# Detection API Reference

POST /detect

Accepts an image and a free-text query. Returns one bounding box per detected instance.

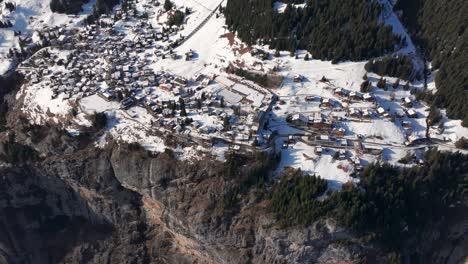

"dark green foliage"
[332,150,468,248]
[85,0,120,24]
[168,10,185,26]
[455,137,468,149]
[267,150,467,250]
[377,77,386,89]
[394,0,468,126]
[393,79,400,89]
[164,0,173,11]
[268,168,328,226]
[434,50,468,125]
[233,106,240,116]
[164,148,174,158]
[223,116,230,131]
[365,55,415,80]
[225,0,400,62]
[179,97,187,116]
[403,81,410,91]
[95,0,117,15]
[414,89,435,104]
[397,152,413,164]
[360,80,372,93]
[228,66,268,87]
[427,106,442,126]
[220,152,280,210]
[463,116,468,127]
[274,49,280,57]
[91,112,107,129]
[50,0,89,14]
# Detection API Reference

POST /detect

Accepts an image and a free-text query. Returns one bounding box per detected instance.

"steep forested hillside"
[365,55,415,80]
[50,0,119,15]
[50,0,89,14]
[268,150,468,251]
[225,0,403,62]
[394,0,468,125]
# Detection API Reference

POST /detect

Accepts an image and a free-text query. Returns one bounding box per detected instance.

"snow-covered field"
[0,0,95,75]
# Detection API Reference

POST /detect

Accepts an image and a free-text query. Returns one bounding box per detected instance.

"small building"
[377,107,389,117]
[101,91,113,101]
[402,97,413,108]
[349,91,362,101]
[331,127,346,137]
[308,113,332,130]
[406,109,417,118]
[314,146,323,155]
[334,88,346,97]
[363,93,374,102]
[401,120,412,129]
[293,74,303,83]
[173,76,187,87]
[160,83,173,91]
[215,75,236,88]
[315,134,334,145]
[320,98,332,108]
[362,144,383,155]
[363,109,373,119]
[348,108,362,118]
[201,78,210,86]
[290,114,308,126]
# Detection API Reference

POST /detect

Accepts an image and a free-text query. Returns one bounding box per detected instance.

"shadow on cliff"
[0,165,113,264]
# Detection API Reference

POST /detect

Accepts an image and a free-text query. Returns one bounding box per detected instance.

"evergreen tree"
[179,98,187,117]
[427,106,442,126]
[455,137,468,149]
[164,0,173,11]
[403,81,410,91]
[395,0,468,126]
[360,80,371,93]
[393,79,400,89]
[274,49,280,57]
[225,0,399,62]
[377,77,386,89]
[223,116,230,131]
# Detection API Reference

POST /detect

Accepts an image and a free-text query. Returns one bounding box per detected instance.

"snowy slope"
[0,0,94,75]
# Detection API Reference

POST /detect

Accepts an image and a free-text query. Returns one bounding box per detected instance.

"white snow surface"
[0,0,95,75]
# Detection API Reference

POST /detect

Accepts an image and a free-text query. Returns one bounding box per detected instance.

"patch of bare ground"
[221,32,251,55]
[142,193,217,263]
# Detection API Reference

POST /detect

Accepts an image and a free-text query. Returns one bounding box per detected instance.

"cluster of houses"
[333,87,374,102]
[17,1,277,149]
[283,82,426,162]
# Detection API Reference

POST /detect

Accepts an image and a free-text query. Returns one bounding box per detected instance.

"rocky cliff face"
[0,135,369,264]
[108,145,368,264]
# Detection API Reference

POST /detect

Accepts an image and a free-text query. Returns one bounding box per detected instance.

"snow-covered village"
[0,0,466,189]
